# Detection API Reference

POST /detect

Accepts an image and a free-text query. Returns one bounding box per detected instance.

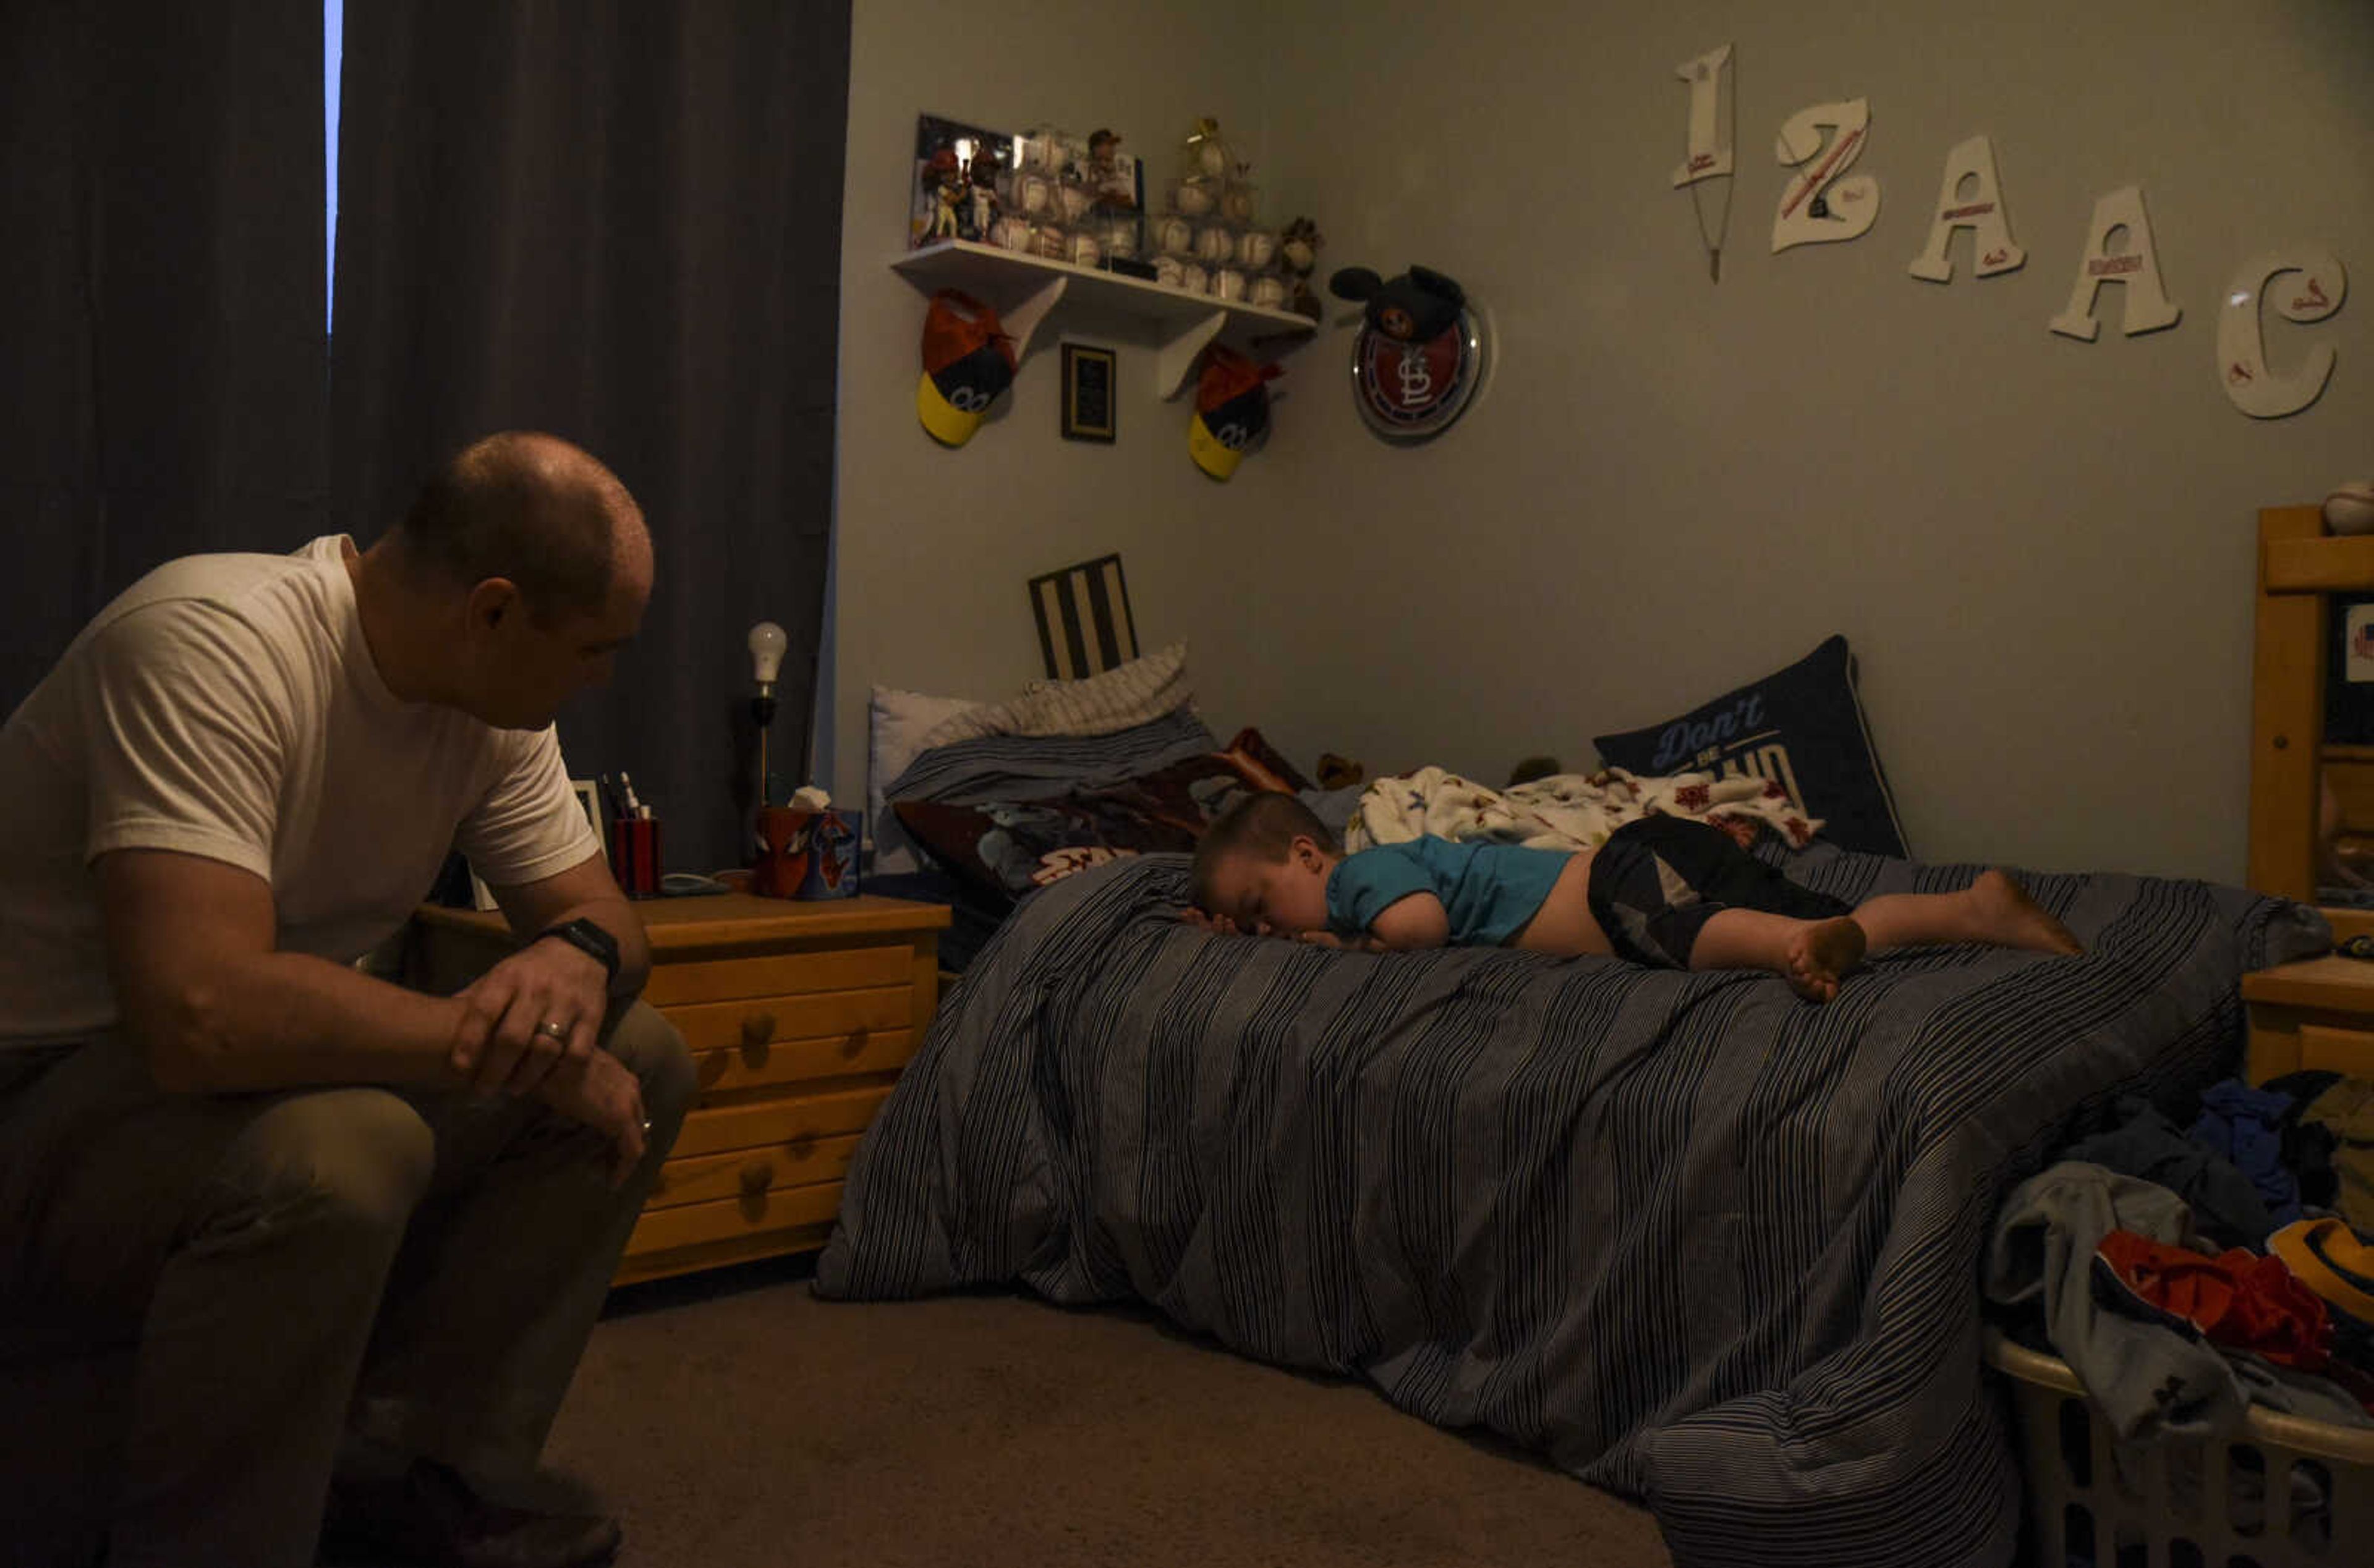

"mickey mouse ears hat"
[1327,263,1466,344]
[917,290,1018,447]
[1188,347,1282,481]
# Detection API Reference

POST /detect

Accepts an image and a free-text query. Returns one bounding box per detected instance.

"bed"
[814,839,2329,1567]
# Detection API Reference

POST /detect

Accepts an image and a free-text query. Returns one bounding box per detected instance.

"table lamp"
[747,621,787,808]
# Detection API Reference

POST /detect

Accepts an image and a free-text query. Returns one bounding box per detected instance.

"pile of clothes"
[1989,1072,2374,1439]
[1986,1073,2374,1548]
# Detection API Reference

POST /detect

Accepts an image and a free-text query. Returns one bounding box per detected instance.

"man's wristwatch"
[537,917,621,982]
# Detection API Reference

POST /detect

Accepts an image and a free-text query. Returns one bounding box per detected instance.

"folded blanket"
[1346,764,1820,857]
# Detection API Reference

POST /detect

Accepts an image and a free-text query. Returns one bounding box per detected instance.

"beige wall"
[826,0,1274,810]
[835,0,2374,884]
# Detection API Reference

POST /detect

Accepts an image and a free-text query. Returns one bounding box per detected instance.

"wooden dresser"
[411,891,950,1284]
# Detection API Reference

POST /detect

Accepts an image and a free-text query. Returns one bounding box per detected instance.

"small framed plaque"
[1060,343,1117,443]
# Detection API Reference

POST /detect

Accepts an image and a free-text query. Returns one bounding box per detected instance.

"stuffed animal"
[1280,217,1325,320]
[1327,263,1466,343]
[1505,755,1563,787]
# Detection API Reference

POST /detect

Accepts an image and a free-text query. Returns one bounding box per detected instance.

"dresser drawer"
[645,1132,865,1210]
[642,942,914,1008]
[624,1177,846,1258]
[659,986,911,1053]
[670,1082,891,1161]
[689,1024,916,1098]
[2297,1024,2374,1080]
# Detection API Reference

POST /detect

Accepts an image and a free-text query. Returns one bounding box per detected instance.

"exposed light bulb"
[747,621,787,692]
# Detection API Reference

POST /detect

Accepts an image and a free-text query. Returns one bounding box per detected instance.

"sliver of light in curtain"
[325,0,342,329]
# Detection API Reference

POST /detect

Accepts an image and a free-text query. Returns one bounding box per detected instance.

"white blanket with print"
[1344,766,1820,856]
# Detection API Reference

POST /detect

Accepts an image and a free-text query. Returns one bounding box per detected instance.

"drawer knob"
[784,1130,818,1161]
[741,1011,777,1048]
[738,1161,772,1197]
[840,1025,870,1059]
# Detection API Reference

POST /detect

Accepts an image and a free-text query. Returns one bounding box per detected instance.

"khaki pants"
[0,1002,695,1568]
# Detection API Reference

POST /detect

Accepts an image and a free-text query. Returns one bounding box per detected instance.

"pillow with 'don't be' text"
[1590,635,1909,858]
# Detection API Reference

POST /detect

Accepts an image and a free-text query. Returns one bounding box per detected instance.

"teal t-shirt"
[1325,837,1573,947]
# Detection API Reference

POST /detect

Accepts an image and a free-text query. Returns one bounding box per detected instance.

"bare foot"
[1970,869,2084,954]
[1782,915,1867,1002]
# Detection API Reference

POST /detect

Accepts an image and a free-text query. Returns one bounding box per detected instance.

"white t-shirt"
[0,535,601,1050]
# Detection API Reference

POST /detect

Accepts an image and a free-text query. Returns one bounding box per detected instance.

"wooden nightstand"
[410,892,950,1285]
[2241,954,2374,1086]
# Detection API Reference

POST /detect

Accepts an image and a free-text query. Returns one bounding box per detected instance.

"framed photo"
[1060,344,1117,443]
[910,114,1014,248]
[1027,553,1138,680]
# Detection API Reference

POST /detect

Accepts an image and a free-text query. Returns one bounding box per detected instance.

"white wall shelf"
[890,240,1317,400]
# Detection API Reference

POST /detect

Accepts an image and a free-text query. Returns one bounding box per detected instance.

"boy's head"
[1192,791,1339,935]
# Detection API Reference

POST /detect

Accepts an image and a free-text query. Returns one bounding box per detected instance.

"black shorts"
[1586,815,1851,969]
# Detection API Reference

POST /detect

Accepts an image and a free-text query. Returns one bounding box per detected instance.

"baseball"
[1154,256,1185,288]
[1056,184,1092,224]
[991,216,1033,252]
[1236,230,1277,269]
[1031,225,1068,260]
[1249,276,1287,308]
[2328,482,2374,535]
[1196,141,1228,179]
[1173,179,1215,218]
[1103,221,1138,258]
[1018,176,1052,218]
[1194,226,1235,265]
[1179,262,1209,295]
[1212,268,1247,302]
[1157,215,1194,255]
[1064,231,1102,268]
[1221,186,1254,224]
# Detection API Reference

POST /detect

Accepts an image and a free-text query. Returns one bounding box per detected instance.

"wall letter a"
[2050,185,2180,340]
[1908,135,2024,283]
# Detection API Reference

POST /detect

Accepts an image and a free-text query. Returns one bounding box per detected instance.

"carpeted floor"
[538,1255,1675,1567]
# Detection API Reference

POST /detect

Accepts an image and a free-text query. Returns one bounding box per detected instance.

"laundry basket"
[1985,1328,2374,1566]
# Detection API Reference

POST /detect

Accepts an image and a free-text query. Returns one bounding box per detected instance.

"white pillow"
[917,642,1191,747]
[867,684,986,873]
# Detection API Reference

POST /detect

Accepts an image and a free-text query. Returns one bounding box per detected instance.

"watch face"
[552,918,619,971]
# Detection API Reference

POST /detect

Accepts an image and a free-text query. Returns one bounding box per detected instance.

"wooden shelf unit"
[2240,503,2374,1084]
[2247,502,2374,939]
[891,239,1317,399]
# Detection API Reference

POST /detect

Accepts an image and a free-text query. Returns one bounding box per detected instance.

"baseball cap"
[917,290,1017,447]
[1188,347,1282,480]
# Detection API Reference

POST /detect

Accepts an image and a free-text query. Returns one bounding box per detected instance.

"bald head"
[388,432,648,625]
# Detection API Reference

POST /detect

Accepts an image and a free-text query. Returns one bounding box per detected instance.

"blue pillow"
[1591,635,1909,857]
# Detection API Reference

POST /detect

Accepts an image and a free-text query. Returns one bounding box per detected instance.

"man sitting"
[0,432,697,1568]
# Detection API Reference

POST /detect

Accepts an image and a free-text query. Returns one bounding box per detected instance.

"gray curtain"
[331,0,851,878]
[0,0,329,714]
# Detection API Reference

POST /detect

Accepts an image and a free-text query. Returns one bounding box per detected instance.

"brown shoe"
[318,1459,622,1568]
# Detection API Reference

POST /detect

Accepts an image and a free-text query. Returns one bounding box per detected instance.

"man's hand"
[533,1049,651,1189]
[449,936,611,1097]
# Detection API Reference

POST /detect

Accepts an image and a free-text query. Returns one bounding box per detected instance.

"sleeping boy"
[1186,792,2082,1002]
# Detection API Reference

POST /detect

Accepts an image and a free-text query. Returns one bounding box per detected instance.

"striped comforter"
[814,845,2327,1566]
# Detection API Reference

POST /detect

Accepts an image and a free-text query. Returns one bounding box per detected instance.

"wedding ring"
[537,1020,569,1041]
[639,1118,653,1135]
